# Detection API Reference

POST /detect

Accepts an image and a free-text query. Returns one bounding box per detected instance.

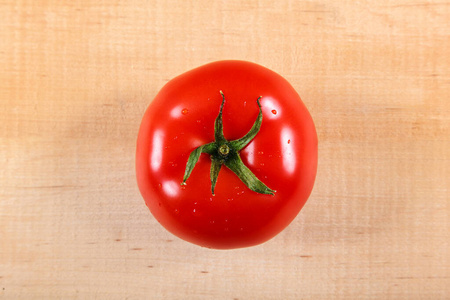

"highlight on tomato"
[136,60,318,249]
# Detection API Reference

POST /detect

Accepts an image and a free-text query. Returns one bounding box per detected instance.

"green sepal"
[224,152,275,195]
[214,91,227,143]
[210,158,223,195]
[181,142,216,185]
[229,96,263,151]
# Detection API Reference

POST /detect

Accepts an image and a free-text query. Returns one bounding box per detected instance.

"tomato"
[136,60,317,249]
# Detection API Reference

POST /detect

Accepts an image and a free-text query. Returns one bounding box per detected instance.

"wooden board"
[1,1,449,299]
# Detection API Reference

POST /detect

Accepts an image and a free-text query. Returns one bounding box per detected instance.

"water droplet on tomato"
[174,208,179,214]
[182,108,188,115]
[272,109,277,115]
[288,139,291,144]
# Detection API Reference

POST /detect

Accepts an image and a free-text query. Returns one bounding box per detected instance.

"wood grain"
[1,0,449,299]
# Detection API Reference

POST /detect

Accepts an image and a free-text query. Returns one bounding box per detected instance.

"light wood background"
[1,1,449,299]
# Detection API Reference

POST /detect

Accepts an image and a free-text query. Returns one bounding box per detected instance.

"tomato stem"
[181,91,275,196]
[218,144,230,156]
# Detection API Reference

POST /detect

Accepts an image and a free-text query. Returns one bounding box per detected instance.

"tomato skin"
[136,60,318,249]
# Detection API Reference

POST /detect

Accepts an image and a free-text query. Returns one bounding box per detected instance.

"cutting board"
[1,1,449,299]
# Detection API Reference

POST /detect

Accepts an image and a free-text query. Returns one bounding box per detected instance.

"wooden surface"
[1,1,449,299]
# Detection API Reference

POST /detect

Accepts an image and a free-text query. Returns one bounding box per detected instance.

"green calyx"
[181,91,275,196]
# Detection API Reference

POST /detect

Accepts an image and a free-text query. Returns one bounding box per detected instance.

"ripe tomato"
[136,60,317,249]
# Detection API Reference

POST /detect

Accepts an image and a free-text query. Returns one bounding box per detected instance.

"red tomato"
[136,60,317,249]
